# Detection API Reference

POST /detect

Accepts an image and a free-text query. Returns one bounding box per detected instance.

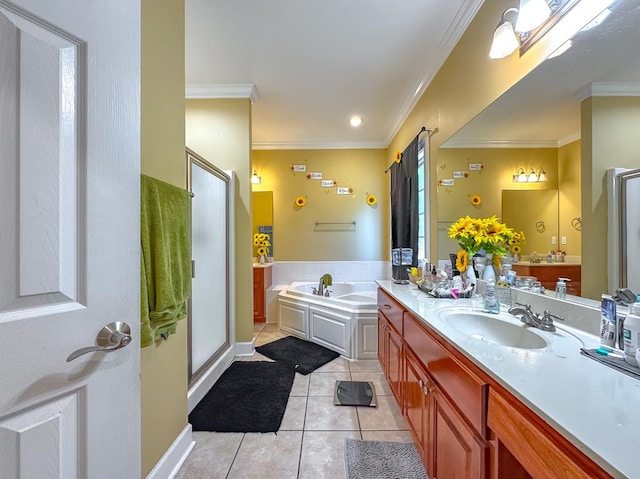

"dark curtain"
[390,137,419,273]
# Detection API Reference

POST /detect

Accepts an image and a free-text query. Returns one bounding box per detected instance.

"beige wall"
[387,0,575,262]
[140,0,187,476]
[558,140,581,256]
[581,97,640,298]
[435,148,559,259]
[185,99,254,343]
[252,149,388,260]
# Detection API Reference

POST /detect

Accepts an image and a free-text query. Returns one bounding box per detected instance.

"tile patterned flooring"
[175,323,415,478]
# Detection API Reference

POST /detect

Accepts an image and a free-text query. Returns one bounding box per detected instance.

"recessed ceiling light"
[350,116,362,127]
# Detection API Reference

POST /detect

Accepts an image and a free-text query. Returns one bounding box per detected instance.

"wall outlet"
[561,236,567,245]
[551,236,557,245]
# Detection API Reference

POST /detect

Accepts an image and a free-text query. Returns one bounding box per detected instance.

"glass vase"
[259,255,266,264]
[482,253,496,282]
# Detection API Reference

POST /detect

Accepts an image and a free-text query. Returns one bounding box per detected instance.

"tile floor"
[175,323,415,479]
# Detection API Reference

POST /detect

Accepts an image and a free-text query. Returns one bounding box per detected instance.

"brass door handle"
[67,322,132,362]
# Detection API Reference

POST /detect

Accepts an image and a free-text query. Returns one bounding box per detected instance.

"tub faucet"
[317,273,332,296]
[508,302,564,332]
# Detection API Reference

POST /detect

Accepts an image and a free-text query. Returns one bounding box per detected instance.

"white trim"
[383,0,485,147]
[146,424,195,479]
[187,347,235,413]
[252,140,385,150]
[185,84,260,103]
[234,337,256,357]
[440,139,561,149]
[557,132,581,147]
[574,82,640,102]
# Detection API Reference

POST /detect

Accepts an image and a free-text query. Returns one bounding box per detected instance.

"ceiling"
[442,0,640,148]
[185,0,483,149]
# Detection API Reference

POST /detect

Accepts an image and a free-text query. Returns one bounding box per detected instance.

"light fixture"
[489,8,520,59]
[350,116,363,127]
[514,0,551,33]
[512,167,548,183]
[251,170,261,185]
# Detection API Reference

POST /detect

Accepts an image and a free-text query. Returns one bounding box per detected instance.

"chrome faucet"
[508,303,564,332]
[317,273,332,296]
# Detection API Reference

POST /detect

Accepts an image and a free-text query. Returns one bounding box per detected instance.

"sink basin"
[436,308,549,349]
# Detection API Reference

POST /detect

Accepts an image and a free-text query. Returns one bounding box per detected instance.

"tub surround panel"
[271,261,390,286]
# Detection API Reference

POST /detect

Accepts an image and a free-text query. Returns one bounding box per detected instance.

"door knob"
[66,322,132,362]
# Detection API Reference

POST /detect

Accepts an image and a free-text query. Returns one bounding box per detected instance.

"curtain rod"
[384,126,435,173]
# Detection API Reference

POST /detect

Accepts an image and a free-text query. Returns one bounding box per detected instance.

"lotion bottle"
[483,280,500,314]
[623,303,640,367]
[555,277,569,299]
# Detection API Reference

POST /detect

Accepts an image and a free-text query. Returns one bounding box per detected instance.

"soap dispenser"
[555,277,570,299]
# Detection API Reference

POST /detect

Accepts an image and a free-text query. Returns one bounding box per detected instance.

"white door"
[0,1,140,478]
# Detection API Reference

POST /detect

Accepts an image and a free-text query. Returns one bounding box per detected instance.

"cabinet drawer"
[404,312,488,436]
[378,289,403,335]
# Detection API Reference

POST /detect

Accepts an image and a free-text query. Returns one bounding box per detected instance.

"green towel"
[140,174,191,347]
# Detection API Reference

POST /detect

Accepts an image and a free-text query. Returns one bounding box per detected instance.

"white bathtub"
[277,282,378,360]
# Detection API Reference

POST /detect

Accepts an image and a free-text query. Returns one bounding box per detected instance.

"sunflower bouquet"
[505,230,526,255]
[253,233,271,258]
[447,216,515,272]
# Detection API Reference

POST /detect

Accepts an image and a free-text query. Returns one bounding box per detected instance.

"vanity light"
[251,170,262,185]
[527,168,539,182]
[514,0,551,33]
[513,167,548,183]
[513,168,528,183]
[537,168,548,182]
[489,8,520,59]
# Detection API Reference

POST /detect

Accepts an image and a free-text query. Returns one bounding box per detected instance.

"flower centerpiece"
[448,216,515,282]
[505,230,526,262]
[253,233,271,263]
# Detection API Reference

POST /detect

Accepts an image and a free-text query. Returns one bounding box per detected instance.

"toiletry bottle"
[483,280,500,314]
[555,277,569,299]
[623,303,640,366]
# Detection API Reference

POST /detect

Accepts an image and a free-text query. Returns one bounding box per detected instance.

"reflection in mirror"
[502,190,558,257]
[252,191,273,258]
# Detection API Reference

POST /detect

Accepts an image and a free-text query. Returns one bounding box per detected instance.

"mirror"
[252,191,273,258]
[438,1,640,300]
[502,190,558,256]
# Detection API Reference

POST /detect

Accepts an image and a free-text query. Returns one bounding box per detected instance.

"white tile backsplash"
[272,261,391,285]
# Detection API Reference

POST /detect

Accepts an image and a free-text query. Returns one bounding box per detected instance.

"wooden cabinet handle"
[383,304,391,310]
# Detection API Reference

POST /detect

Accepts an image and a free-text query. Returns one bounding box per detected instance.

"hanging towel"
[140,174,191,347]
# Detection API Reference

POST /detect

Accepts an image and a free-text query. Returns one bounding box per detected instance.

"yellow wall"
[581,97,640,298]
[252,149,388,260]
[558,140,581,256]
[435,148,559,258]
[185,99,254,343]
[140,0,187,476]
[387,0,574,263]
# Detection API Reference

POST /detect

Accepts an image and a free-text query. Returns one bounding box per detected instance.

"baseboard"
[187,348,235,413]
[146,424,195,479]
[234,337,256,357]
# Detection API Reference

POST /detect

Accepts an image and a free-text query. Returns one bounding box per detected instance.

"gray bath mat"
[345,439,428,479]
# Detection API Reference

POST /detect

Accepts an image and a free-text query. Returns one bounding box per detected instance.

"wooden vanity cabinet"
[511,263,581,296]
[377,289,404,405]
[252,266,272,322]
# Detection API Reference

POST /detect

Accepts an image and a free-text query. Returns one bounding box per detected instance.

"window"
[417,141,428,261]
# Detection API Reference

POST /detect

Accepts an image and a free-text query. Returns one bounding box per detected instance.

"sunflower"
[295,196,306,207]
[366,194,377,206]
[470,195,481,206]
[394,151,402,162]
[455,250,469,272]
[511,244,522,254]
[257,246,267,256]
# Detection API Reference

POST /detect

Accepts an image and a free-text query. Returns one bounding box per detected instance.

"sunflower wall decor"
[470,195,482,206]
[366,194,377,206]
[295,196,306,207]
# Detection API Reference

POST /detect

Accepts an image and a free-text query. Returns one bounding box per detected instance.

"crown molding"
[440,139,562,149]
[252,140,386,150]
[185,84,260,103]
[573,82,640,102]
[383,0,485,147]
[557,132,581,148]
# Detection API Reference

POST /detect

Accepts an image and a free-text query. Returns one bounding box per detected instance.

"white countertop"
[252,263,273,269]
[376,281,640,479]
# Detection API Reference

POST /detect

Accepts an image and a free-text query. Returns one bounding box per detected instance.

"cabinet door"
[377,313,387,369]
[404,348,433,471]
[433,388,487,479]
[387,323,403,405]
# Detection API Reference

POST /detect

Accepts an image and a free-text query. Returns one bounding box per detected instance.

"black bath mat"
[189,361,294,432]
[256,336,340,375]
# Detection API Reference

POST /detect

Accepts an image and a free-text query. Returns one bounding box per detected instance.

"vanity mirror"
[437,0,640,300]
[252,191,273,258]
[502,189,558,256]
